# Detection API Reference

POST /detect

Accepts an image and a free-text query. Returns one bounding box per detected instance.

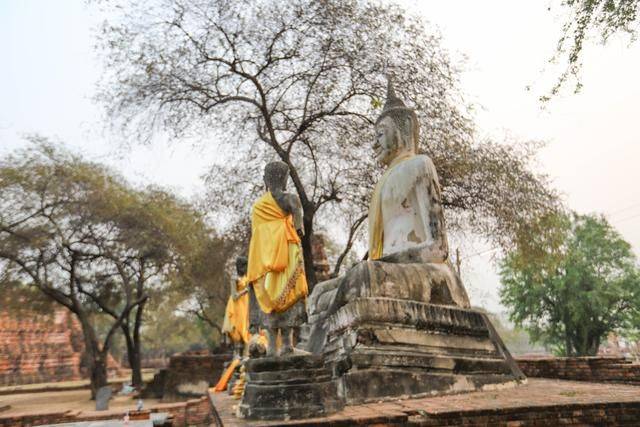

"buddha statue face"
[374,115,416,167]
[374,116,397,166]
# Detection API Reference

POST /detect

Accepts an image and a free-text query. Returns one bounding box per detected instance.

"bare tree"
[98,0,558,284]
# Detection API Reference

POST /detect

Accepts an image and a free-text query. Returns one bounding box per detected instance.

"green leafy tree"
[95,186,217,387]
[0,139,143,396]
[546,0,640,100]
[500,212,640,356]
[0,138,223,393]
[174,235,239,342]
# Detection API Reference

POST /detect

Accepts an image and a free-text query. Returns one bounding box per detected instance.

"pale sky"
[2,1,639,315]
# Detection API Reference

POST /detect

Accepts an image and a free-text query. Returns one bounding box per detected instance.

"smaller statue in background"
[214,256,251,393]
[221,256,250,358]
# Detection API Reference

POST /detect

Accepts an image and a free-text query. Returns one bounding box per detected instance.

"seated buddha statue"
[306,78,470,354]
[246,161,309,357]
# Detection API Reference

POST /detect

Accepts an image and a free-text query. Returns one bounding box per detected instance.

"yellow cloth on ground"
[247,192,308,314]
[213,358,240,392]
[221,276,250,344]
[368,154,414,260]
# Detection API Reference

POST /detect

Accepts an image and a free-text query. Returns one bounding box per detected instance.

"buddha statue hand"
[379,243,447,264]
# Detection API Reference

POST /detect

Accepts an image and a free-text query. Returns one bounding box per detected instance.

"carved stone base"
[238,354,344,420]
[326,297,525,404]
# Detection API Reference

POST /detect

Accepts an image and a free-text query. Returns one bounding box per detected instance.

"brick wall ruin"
[0,309,120,386]
[516,356,640,385]
[144,351,231,400]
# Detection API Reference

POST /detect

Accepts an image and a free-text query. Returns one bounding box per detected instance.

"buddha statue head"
[373,77,420,166]
[236,255,248,277]
[264,161,289,193]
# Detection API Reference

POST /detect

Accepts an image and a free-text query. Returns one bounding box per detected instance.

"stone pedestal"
[238,354,344,420]
[325,297,525,404]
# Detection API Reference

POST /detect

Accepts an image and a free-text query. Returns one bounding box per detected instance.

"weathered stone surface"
[2,395,213,427]
[211,378,640,427]
[308,262,469,319]
[341,369,520,402]
[147,351,231,400]
[239,354,344,420]
[306,261,470,353]
[347,352,515,374]
[95,385,112,411]
[326,298,489,337]
[245,354,324,372]
[320,298,524,404]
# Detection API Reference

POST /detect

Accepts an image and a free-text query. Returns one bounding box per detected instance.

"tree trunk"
[76,312,109,399]
[301,215,318,290]
[130,343,143,388]
[132,301,145,388]
[587,334,600,356]
[564,327,573,357]
[121,322,143,389]
[91,353,109,399]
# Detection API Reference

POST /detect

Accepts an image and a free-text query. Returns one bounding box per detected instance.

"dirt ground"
[0,388,163,416]
[0,370,155,395]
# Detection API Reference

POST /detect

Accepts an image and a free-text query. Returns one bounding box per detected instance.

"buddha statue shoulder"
[305,78,470,353]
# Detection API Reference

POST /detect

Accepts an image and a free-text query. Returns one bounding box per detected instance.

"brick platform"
[516,356,640,385]
[0,394,213,427]
[211,378,640,426]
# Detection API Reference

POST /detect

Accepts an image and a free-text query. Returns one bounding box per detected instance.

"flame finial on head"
[382,75,406,112]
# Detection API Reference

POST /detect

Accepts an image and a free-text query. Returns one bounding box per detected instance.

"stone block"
[239,354,344,420]
[323,298,524,404]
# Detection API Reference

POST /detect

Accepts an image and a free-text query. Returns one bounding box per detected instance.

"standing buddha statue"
[246,161,308,357]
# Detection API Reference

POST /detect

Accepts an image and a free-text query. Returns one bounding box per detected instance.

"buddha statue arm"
[425,156,449,259]
[272,190,304,235]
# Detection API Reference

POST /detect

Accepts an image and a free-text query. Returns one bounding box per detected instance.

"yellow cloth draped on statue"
[247,192,308,314]
[221,276,250,344]
[368,154,414,260]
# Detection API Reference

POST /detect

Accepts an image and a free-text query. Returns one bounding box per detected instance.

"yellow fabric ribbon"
[368,154,414,260]
[213,358,240,392]
[247,192,308,313]
[221,276,250,344]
